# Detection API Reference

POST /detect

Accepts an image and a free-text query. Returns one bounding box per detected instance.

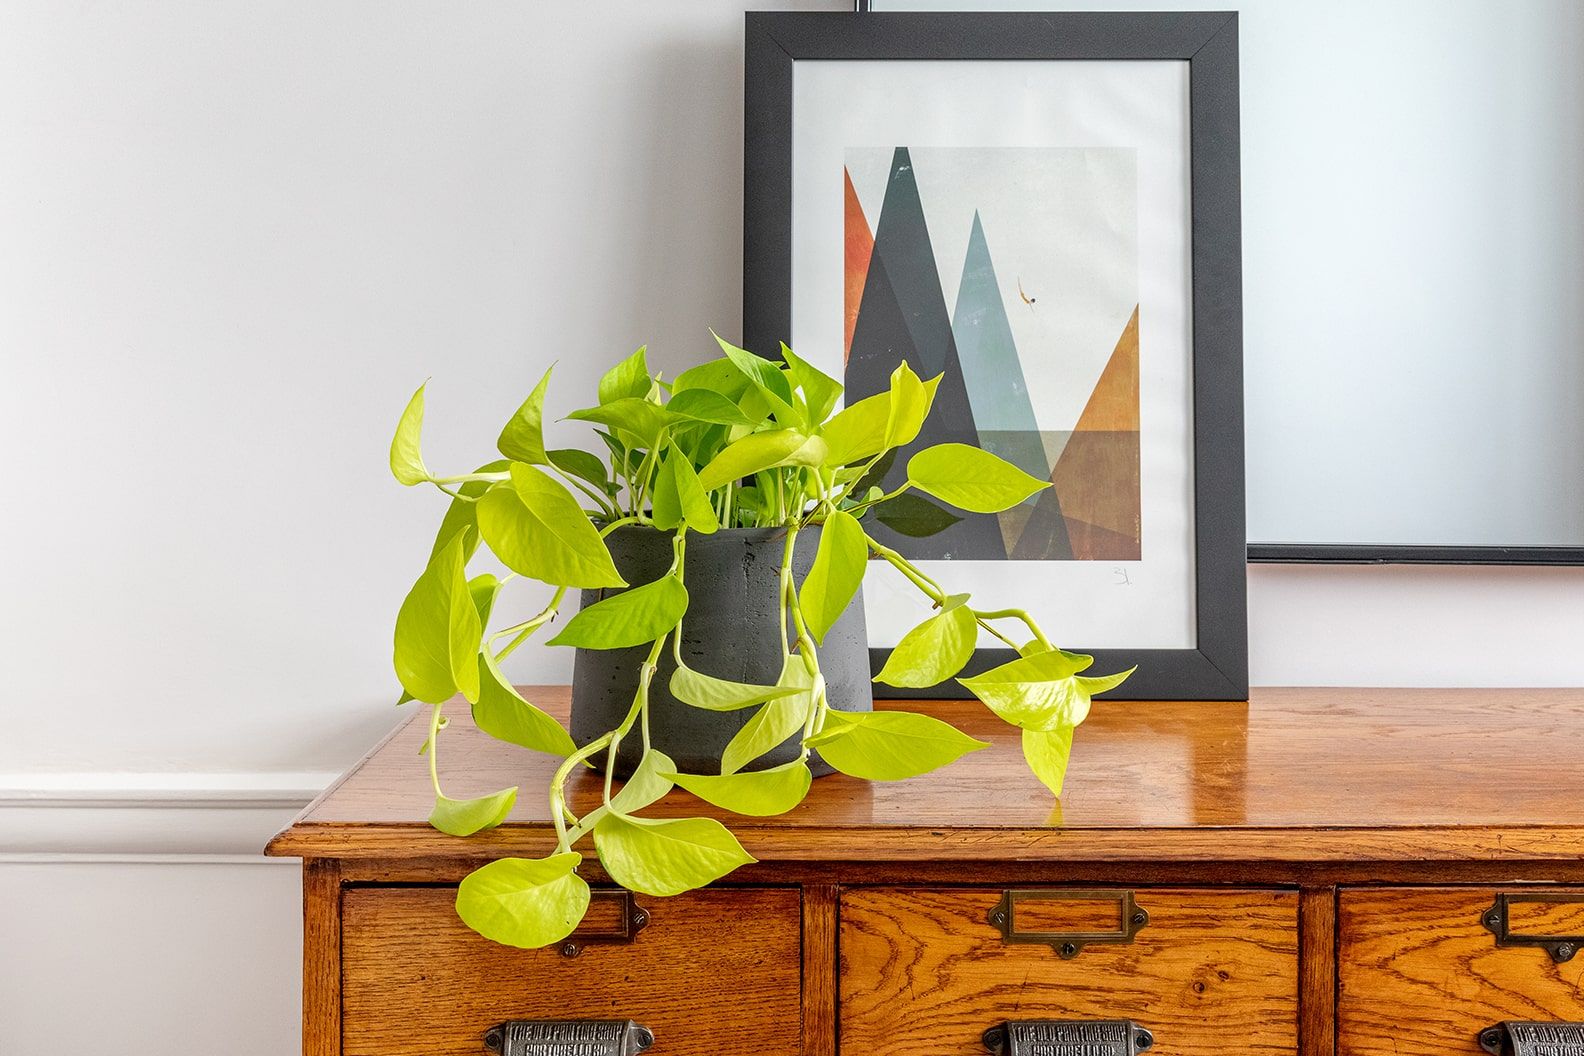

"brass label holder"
[485,1020,654,1056]
[1478,1021,1584,1056]
[988,889,1150,958]
[983,1019,1154,1056]
[1482,892,1584,964]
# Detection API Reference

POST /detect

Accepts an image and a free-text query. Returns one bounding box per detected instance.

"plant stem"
[490,586,569,658]
[426,702,445,798]
[432,472,509,485]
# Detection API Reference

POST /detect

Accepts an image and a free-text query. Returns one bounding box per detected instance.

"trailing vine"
[390,334,1132,947]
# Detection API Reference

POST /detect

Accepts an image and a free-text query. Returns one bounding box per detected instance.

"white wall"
[2,2,1582,1054]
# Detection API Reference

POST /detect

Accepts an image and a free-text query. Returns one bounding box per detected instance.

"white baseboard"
[0,771,339,859]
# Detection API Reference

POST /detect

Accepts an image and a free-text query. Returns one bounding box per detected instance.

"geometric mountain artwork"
[844,146,1141,561]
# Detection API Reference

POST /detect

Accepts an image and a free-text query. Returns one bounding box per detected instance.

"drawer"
[1340,887,1584,1056]
[341,885,802,1056]
[839,887,1299,1055]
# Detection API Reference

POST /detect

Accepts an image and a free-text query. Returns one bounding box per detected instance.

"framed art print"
[743,12,1246,699]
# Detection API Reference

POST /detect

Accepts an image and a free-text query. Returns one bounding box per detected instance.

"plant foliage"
[390,332,1133,947]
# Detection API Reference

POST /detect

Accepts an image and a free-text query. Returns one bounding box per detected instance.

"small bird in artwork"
[1017,277,1037,308]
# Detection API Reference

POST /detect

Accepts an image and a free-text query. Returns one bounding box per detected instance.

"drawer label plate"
[983,1019,1154,1056]
[485,1019,654,1056]
[1480,1022,1584,1056]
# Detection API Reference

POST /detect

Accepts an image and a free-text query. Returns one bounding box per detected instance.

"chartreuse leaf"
[1023,725,1076,797]
[907,442,1051,514]
[474,652,576,757]
[430,460,509,562]
[429,785,517,836]
[667,388,758,428]
[696,429,812,491]
[648,449,684,531]
[468,574,501,628]
[667,447,719,534]
[669,663,801,712]
[610,749,677,815]
[567,398,670,450]
[546,576,688,650]
[496,366,553,465]
[959,650,1134,731]
[821,390,891,466]
[805,709,988,780]
[721,659,814,775]
[873,594,977,688]
[713,330,799,424]
[799,510,867,644]
[883,363,939,449]
[455,852,590,949]
[389,382,430,485]
[476,464,625,588]
[673,357,750,400]
[549,448,613,496]
[781,344,842,424]
[593,815,756,897]
[598,346,650,405]
[666,759,812,817]
[394,529,482,704]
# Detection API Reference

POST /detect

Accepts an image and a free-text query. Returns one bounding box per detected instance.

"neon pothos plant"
[390,333,1132,948]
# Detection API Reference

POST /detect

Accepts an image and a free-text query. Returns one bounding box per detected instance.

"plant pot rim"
[600,522,808,540]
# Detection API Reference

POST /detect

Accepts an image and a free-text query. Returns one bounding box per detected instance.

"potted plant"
[390,333,1131,948]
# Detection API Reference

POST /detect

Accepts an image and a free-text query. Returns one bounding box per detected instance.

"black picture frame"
[743,11,1248,700]
[1247,543,1584,565]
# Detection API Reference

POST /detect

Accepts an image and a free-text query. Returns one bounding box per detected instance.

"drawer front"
[342,885,802,1056]
[1340,887,1584,1056]
[840,887,1300,1055]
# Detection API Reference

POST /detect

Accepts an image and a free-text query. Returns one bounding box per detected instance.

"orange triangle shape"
[844,167,874,363]
[1074,306,1139,433]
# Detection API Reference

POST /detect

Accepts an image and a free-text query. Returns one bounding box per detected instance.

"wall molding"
[0,771,337,859]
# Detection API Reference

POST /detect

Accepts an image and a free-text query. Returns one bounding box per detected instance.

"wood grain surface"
[266,688,1584,864]
[340,886,803,1056]
[839,887,1300,1055]
[1339,887,1584,1056]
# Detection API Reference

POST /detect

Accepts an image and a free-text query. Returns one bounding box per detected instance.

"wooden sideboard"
[267,688,1584,1056]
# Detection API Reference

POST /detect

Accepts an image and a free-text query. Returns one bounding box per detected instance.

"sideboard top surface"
[266,687,1584,862]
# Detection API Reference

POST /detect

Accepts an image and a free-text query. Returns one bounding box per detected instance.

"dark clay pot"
[570,525,872,777]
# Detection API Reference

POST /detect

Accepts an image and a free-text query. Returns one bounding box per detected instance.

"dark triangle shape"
[848,238,1005,560]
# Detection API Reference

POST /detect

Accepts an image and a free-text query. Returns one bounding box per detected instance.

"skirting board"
[0,772,336,859]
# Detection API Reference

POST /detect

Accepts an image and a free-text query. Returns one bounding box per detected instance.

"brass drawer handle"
[1478,1021,1584,1056]
[983,1020,1154,1056]
[485,1020,654,1056]
[1482,893,1584,963]
[988,889,1150,958]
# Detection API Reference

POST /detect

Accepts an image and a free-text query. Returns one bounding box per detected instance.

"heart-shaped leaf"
[394,529,482,704]
[780,344,842,424]
[496,366,553,464]
[713,331,798,426]
[696,429,813,491]
[805,709,988,781]
[1023,725,1076,797]
[593,815,755,897]
[667,759,812,817]
[474,653,576,757]
[609,749,678,816]
[669,663,801,712]
[566,398,670,450]
[548,448,613,497]
[598,346,650,405]
[389,382,430,485]
[873,594,977,688]
[429,460,510,562]
[455,853,590,949]
[907,442,1051,513]
[476,464,625,588]
[799,510,867,645]
[546,575,688,650]
[667,388,758,428]
[721,659,814,775]
[959,651,1133,731]
[429,785,517,836]
[820,389,892,466]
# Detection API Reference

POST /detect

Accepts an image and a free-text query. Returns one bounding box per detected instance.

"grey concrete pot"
[570,525,872,778]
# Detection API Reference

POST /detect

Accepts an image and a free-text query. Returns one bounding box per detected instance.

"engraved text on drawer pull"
[484,1020,655,1056]
[1478,1021,1584,1056]
[983,1019,1154,1056]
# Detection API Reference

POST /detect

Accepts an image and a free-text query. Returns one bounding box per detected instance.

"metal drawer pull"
[1478,1021,1584,1056]
[983,1019,1154,1056]
[484,1020,654,1056]
[988,889,1149,958]
[557,889,650,958]
[1482,893,1584,963]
